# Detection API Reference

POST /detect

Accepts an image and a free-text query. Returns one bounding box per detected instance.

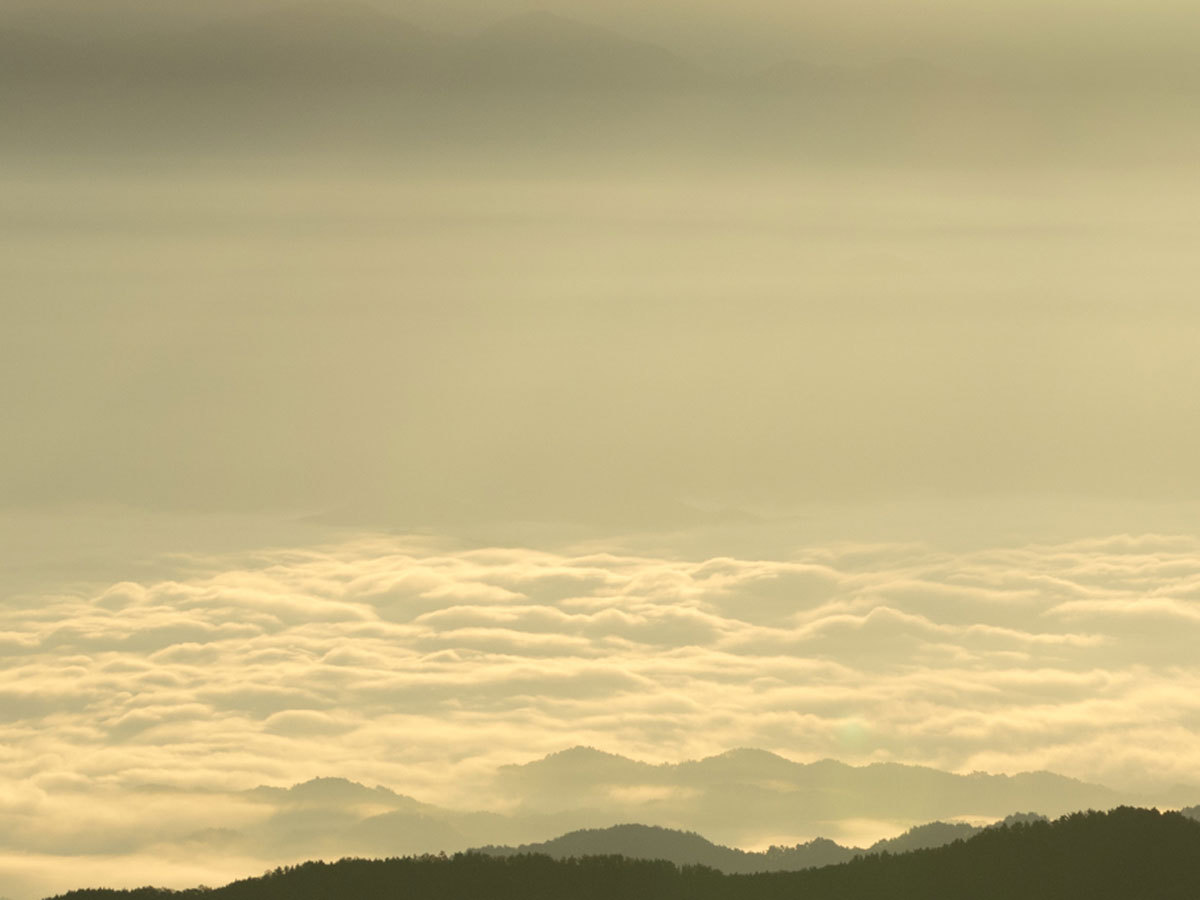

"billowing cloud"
[2,532,1200,896]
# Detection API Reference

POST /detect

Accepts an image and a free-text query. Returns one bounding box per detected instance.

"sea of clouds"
[3,530,1200,898]
[4,532,1200,813]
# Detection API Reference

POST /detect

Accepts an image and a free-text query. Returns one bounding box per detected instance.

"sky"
[5,0,1200,72]
[6,163,1200,898]
[3,1,1200,897]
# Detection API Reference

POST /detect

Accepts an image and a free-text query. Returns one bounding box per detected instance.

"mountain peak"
[699,748,797,768]
[250,776,413,807]
[291,776,390,796]
[547,744,627,761]
[713,747,788,762]
[529,746,651,770]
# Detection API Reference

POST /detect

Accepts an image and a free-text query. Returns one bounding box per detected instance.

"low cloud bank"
[2,533,1200,896]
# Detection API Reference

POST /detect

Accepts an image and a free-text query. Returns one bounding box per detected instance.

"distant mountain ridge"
[30,751,1186,882]
[184,772,1057,869]
[247,775,432,809]
[157,747,1148,864]
[476,814,1047,873]
[46,807,1200,900]
[492,746,1127,842]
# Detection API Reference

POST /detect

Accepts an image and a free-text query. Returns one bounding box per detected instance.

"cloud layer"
[4,533,1200,807]
[3,531,1200,899]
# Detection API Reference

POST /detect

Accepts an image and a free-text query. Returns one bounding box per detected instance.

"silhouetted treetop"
[45,807,1200,900]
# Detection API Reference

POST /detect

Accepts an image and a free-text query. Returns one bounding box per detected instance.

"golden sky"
[2,3,1200,897]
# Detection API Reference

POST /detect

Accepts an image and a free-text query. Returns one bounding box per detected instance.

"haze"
[6,0,1200,74]
[2,2,1200,898]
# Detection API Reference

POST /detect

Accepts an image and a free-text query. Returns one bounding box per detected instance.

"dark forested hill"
[475,815,1046,872]
[45,807,1200,900]
[479,824,778,872]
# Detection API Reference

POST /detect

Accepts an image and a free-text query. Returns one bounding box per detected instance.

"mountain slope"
[479,823,858,872]
[476,814,1048,873]
[46,807,1200,900]
[68,754,1136,872]
[492,747,1125,845]
[480,824,766,872]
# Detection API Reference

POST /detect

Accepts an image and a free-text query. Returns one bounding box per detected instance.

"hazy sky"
[6,162,1200,898]
[5,170,1200,528]
[3,2,1200,896]
[5,0,1200,71]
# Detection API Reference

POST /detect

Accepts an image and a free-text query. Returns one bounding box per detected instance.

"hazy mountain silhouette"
[246,776,431,809]
[491,746,1125,844]
[476,814,1050,873]
[128,752,1131,864]
[500,746,655,788]
[45,807,1200,900]
[478,823,850,872]
[225,778,470,858]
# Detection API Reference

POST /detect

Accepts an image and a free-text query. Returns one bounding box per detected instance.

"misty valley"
[29,749,1200,899]
[15,749,1200,898]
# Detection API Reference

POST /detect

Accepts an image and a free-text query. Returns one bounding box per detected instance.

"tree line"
[48,807,1200,900]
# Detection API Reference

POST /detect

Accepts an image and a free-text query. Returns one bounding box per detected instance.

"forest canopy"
[46,807,1200,900]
